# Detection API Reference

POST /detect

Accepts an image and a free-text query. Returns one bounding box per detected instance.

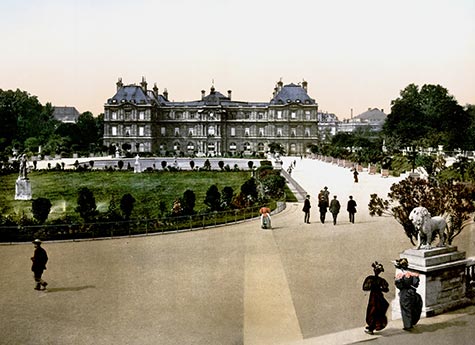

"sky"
[0,0,474,119]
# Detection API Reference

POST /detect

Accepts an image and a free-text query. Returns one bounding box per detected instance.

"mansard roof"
[108,85,153,105]
[353,108,386,122]
[53,106,80,123]
[271,83,316,105]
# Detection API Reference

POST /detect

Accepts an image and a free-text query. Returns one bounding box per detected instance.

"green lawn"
[0,170,253,221]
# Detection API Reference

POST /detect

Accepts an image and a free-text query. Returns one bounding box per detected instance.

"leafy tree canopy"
[383,84,470,151]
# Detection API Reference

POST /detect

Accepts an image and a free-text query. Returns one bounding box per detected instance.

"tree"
[204,184,221,211]
[221,186,234,209]
[117,160,124,170]
[120,193,136,220]
[161,161,167,170]
[203,159,211,171]
[218,160,224,170]
[247,161,254,170]
[240,178,258,205]
[31,198,52,224]
[75,187,98,222]
[0,89,57,153]
[181,189,196,215]
[383,84,471,151]
[369,177,475,246]
[189,160,195,170]
[260,173,286,200]
[268,142,285,155]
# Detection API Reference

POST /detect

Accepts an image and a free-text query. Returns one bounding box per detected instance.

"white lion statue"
[409,206,447,249]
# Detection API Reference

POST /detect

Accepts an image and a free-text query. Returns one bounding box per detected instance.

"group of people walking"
[302,187,357,225]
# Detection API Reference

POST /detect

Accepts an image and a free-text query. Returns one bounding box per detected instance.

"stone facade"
[103,78,319,157]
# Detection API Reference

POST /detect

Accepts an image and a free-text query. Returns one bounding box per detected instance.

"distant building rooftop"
[53,106,80,123]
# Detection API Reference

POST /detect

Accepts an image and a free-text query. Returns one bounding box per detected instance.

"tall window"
[259,128,264,136]
[305,127,310,137]
[245,128,250,136]
[305,111,311,120]
[111,112,117,120]
[139,126,145,136]
[277,128,282,137]
[230,127,236,136]
[277,111,282,119]
[161,127,166,136]
[174,128,180,136]
[139,111,145,120]
[111,126,117,136]
[291,112,296,119]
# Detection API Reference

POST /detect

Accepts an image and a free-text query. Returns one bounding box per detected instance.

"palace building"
[103,77,320,156]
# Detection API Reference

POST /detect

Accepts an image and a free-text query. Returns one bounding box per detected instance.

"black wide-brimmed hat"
[395,258,408,269]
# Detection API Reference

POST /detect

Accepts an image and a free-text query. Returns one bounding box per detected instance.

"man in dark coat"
[347,196,357,223]
[31,239,48,290]
[302,195,311,224]
[329,195,341,225]
[318,191,329,224]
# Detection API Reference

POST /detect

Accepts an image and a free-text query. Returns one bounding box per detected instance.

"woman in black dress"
[394,258,423,330]
[362,261,389,335]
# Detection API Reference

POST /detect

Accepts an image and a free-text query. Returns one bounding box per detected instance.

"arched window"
[243,142,251,151]
[229,142,237,150]
[257,143,265,152]
[173,142,181,151]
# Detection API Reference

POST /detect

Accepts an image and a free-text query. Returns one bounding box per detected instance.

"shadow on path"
[45,285,96,293]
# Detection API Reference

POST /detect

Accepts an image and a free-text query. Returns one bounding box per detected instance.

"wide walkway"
[0,157,473,345]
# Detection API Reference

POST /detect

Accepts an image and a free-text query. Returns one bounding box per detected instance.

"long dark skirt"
[366,290,389,331]
[399,289,422,329]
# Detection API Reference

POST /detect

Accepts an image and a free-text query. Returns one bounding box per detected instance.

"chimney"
[163,88,168,100]
[277,79,283,91]
[227,90,232,100]
[116,77,123,91]
[201,90,206,100]
[152,83,158,98]
[302,80,308,92]
[140,76,147,92]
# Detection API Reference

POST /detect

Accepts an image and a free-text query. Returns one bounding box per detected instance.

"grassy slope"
[0,170,253,220]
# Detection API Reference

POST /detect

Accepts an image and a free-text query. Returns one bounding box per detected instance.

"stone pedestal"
[392,246,470,320]
[15,178,32,200]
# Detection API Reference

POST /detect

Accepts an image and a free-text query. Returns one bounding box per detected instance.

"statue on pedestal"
[134,155,141,173]
[409,206,447,249]
[19,154,28,179]
[15,154,32,200]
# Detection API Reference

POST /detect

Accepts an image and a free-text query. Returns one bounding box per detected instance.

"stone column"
[392,246,470,319]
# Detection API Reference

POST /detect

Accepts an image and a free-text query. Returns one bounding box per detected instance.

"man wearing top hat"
[31,239,48,290]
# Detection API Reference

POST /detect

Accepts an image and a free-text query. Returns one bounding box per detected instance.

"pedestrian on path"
[394,258,423,331]
[302,195,311,224]
[322,186,330,203]
[353,169,359,183]
[329,195,341,225]
[259,207,272,229]
[363,261,389,335]
[31,239,48,291]
[347,196,357,223]
[318,191,329,224]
